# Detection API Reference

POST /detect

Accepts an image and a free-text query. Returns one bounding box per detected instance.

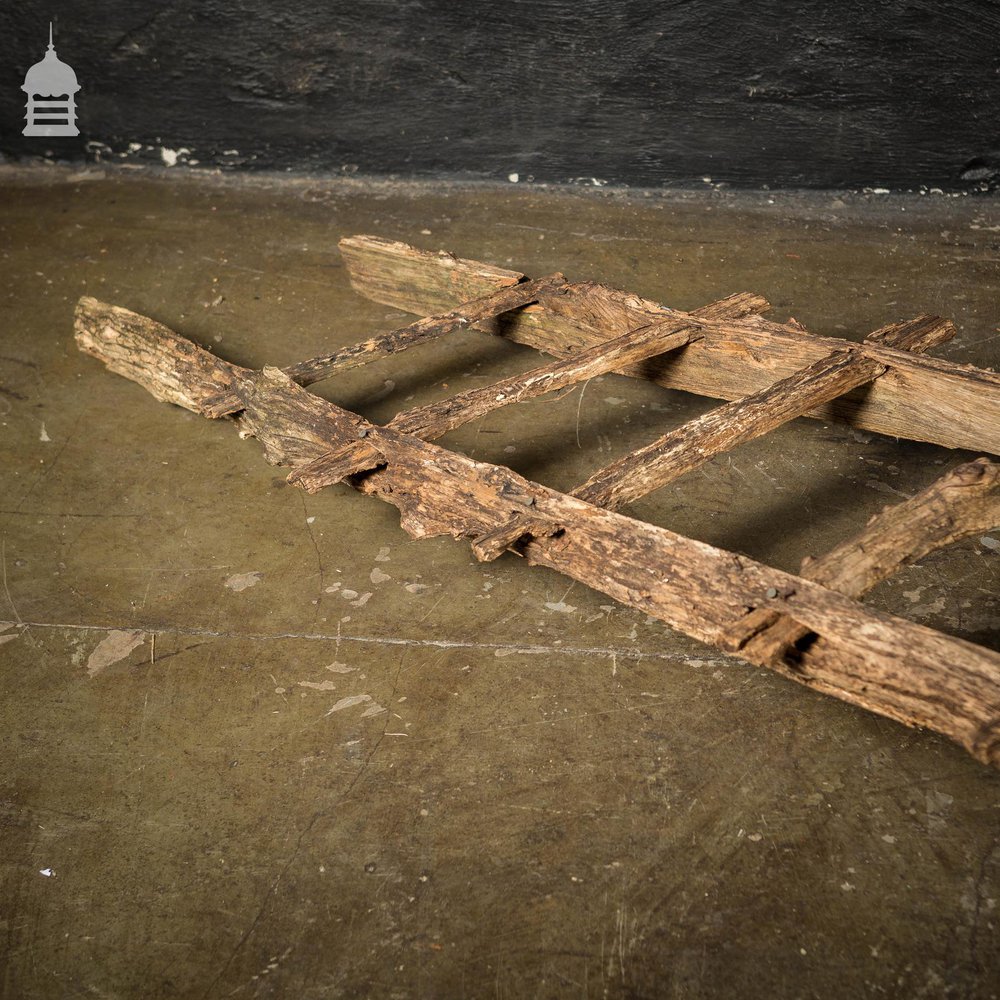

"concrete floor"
[1,167,999,999]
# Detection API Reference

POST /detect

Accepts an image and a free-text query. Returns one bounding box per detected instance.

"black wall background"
[2,0,1000,189]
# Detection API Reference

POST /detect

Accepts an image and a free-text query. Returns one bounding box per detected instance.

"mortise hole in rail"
[72,235,1000,770]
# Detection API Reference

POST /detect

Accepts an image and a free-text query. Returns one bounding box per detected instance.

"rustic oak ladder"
[74,236,1000,769]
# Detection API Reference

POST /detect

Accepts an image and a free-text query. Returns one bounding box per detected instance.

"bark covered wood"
[723,457,1000,663]
[288,289,768,491]
[73,296,1000,769]
[341,236,999,456]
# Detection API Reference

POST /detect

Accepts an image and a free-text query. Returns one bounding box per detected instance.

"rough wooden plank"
[865,314,959,352]
[289,289,769,492]
[73,302,1000,768]
[722,457,1000,662]
[341,236,1000,455]
[243,370,1000,769]
[575,315,953,509]
[339,236,525,317]
[291,313,699,490]
[200,273,567,418]
[472,315,954,560]
[74,296,249,413]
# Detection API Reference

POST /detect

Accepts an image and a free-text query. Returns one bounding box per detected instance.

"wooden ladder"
[74,236,1000,769]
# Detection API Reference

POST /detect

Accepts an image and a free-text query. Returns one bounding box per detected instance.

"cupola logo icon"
[22,23,80,137]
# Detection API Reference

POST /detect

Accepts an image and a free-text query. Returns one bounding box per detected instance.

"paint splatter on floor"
[326,662,355,673]
[322,693,387,718]
[544,601,577,613]
[325,694,373,715]
[86,630,146,677]
[299,680,338,691]
[225,571,262,592]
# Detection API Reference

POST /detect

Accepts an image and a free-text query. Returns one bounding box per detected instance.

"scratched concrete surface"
[1,167,999,999]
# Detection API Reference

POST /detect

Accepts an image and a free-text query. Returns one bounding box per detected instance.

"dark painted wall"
[2,0,1000,189]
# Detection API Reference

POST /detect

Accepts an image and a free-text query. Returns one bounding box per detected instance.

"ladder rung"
[578,315,954,510]
[288,291,771,492]
[471,316,954,560]
[393,321,696,439]
[201,273,567,418]
[721,457,1000,661]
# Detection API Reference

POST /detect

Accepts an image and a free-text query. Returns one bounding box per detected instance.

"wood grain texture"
[472,315,954,559]
[724,457,1000,663]
[341,236,999,455]
[289,288,769,492]
[201,274,567,419]
[73,298,1000,768]
[74,296,249,413]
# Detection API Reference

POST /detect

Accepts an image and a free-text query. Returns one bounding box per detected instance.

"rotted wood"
[471,315,955,561]
[341,236,1000,456]
[289,290,769,492]
[198,273,568,418]
[289,315,699,490]
[577,314,953,511]
[73,298,1000,769]
[723,457,1000,663]
[74,297,252,412]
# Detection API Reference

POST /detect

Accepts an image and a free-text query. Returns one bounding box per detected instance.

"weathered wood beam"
[73,299,1000,769]
[235,372,1000,770]
[471,316,954,560]
[198,273,567,418]
[289,289,770,492]
[340,236,525,315]
[340,236,1000,456]
[75,297,250,413]
[864,314,959,351]
[240,369,1000,769]
[575,314,954,510]
[722,456,1000,663]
